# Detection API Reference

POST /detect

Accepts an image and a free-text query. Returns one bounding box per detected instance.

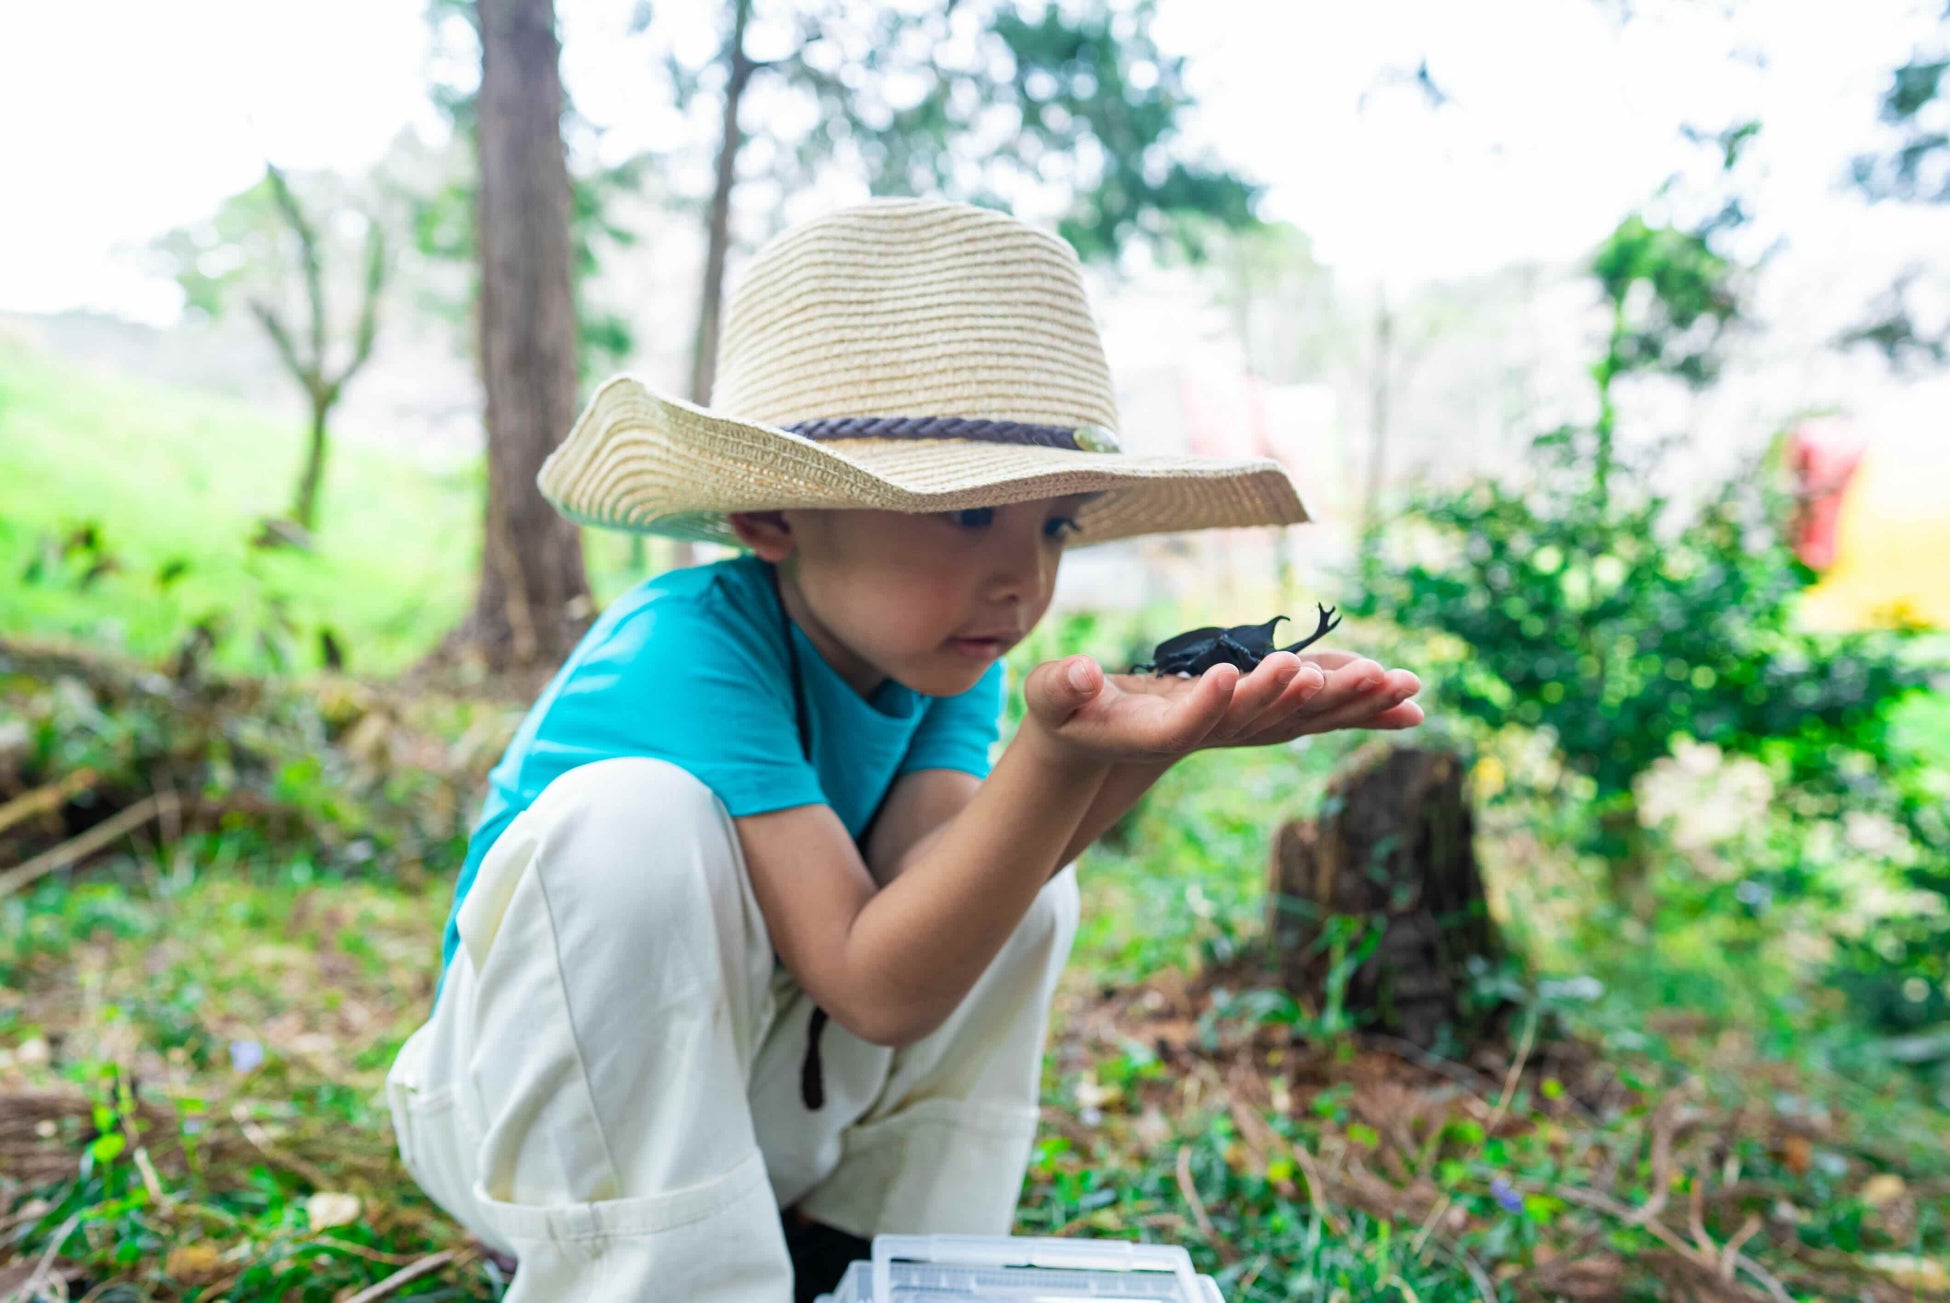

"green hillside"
[0,338,479,675]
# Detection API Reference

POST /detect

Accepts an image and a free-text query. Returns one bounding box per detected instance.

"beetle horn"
[1278,604,1341,655]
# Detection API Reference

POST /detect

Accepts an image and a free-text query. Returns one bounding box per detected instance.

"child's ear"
[728,511,794,562]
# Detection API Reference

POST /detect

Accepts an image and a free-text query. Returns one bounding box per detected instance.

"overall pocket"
[385,1028,478,1229]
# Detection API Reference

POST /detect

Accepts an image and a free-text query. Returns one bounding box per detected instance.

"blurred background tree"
[151,165,389,541]
[1843,11,1950,371]
[439,0,591,673]
[670,0,1263,405]
[420,0,648,392]
[1351,125,1932,917]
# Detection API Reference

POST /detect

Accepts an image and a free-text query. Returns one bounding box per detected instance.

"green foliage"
[984,3,1260,259]
[677,0,1259,264]
[1851,49,1950,203]
[1589,214,1740,391]
[0,340,475,674]
[1843,21,1950,368]
[1355,203,1926,821]
[1356,427,1924,808]
[1357,198,1941,1040]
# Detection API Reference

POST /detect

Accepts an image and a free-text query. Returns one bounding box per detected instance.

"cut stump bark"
[1267,745,1501,1049]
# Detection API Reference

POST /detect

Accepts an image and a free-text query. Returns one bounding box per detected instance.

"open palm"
[1024,649,1422,763]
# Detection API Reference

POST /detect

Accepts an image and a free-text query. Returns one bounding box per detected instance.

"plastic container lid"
[814,1233,1223,1302]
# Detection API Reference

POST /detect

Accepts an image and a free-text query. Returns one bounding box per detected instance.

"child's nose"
[983,530,1053,604]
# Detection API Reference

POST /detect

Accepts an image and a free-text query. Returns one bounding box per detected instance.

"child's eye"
[949,507,995,529]
[1043,516,1081,541]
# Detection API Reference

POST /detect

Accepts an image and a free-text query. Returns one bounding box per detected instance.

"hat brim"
[537,375,1311,546]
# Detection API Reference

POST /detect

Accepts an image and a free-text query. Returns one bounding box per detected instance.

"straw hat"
[537,198,1308,546]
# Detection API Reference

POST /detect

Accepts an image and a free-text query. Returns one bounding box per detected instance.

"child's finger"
[1362,700,1425,729]
[1154,662,1238,750]
[1024,654,1104,725]
[1220,653,1303,732]
[1299,679,1421,735]
[1289,657,1386,719]
[1236,656,1323,733]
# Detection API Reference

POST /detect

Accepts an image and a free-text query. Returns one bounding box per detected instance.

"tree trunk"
[1599,799,1653,922]
[1268,746,1502,1049]
[1362,289,1393,548]
[689,0,756,409]
[446,0,589,672]
[292,397,329,533]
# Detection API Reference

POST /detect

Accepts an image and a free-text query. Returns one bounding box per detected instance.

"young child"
[386,198,1421,1301]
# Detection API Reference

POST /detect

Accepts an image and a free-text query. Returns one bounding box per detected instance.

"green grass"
[0,339,478,675]
[0,337,708,675]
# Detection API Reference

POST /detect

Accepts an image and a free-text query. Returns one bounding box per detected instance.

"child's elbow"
[834,1001,945,1050]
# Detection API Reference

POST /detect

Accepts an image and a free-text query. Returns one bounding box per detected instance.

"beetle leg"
[1214,634,1262,671]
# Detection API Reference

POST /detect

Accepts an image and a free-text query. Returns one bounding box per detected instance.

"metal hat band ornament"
[783,416,1123,455]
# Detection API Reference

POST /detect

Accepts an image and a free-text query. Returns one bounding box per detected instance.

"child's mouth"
[947,636,1008,659]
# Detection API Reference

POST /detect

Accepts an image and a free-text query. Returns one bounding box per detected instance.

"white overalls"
[386,755,1079,1300]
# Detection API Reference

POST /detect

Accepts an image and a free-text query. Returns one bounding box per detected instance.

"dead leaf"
[164,1242,225,1283]
[1860,1173,1907,1207]
[1866,1253,1949,1290]
[306,1191,363,1230]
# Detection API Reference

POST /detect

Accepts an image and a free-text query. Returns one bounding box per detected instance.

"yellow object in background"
[1801,444,1950,631]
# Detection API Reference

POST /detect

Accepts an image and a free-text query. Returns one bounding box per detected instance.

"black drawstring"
[801,1007,830,1110]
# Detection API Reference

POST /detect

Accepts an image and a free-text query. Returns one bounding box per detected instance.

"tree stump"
[1268,746,1501,1049]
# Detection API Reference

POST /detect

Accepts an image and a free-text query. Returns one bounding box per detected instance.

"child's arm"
[868,651,1424,886]
[736,699,1114,1047]
[738,650,1417,1047]
[1046,650,1423,870]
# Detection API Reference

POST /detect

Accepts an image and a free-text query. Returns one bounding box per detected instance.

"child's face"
[731,494,1093,697]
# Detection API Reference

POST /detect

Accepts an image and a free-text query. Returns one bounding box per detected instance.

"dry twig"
[0,769,98,838]
[337,1248,469,1303]
[0,791,181,900]
[1175,1143,1217,1245]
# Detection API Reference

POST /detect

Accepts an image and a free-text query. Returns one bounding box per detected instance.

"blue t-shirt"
[439,554,1006,973]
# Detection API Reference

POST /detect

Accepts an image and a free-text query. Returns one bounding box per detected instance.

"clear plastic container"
[814,1233,1225,1302]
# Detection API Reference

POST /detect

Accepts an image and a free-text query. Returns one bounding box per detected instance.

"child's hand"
[1022,650,1420,763]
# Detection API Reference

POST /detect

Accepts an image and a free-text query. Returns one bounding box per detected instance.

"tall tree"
[675,0,1262,404]
[153,165,388,539]
[420,0,647,391]
[443,0,589,671]
[1844,14,1950,370]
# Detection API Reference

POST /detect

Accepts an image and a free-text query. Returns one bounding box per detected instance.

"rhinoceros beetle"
[1130,605,1342,676]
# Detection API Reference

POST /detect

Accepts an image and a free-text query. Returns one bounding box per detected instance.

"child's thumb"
[1027,655,1103,722]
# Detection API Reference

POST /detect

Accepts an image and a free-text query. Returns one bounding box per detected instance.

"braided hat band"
[783,416,1121,455]
[536,198,1310,544]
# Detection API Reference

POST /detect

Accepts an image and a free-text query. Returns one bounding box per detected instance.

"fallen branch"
[338,1248,467,1303]
[1174,1143,1218,1246]
[0,768,99,838]
[231,1103,337,1193]
[8,1211,81,1303]
[0,791,180,900]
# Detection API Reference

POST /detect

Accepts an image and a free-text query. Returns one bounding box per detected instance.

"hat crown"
[711,198,1120,433]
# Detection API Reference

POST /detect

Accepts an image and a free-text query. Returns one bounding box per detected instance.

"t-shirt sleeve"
[898,659,1006,779]
[532,596,828,820]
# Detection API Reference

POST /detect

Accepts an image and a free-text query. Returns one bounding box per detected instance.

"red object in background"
[1785,422,1864,571]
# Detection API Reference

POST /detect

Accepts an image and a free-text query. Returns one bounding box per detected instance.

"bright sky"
[1,0,1940,324]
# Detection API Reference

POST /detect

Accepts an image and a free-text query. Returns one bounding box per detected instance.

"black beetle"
[1130,605,1342,676]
